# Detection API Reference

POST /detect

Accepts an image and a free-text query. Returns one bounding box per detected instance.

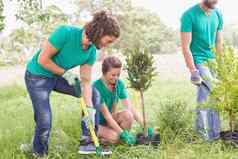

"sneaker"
[20,143,48,158]
[20,137,34,153]
[80,135,92,145]
[20,143,32,153]
[33,153,48,159]
[78,144,112,155]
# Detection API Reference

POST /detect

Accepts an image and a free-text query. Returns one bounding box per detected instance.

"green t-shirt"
[180,4,223,64]
[27,25,97,77]
[93,79,128,125]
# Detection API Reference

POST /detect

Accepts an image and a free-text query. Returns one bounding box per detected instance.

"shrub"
[209,45,238,132]
[157,99,192,143]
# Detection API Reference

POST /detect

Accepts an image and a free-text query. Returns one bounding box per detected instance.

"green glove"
[62,71,79,86]
[146,127,154,138]
[119,130,136,145]
[82,107,96,128]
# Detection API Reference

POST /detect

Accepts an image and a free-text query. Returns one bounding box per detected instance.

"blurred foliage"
[0,0,4,32]
[209,46,238,132]
[0,0,179,65]
[15,0,44,25]
[223,25,238,48]
[74,0,179,54]
[0,1,68,65]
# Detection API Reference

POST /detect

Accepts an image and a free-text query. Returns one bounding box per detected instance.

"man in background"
[180,0,223,104]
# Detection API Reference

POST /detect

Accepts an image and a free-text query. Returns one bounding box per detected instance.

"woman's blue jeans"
[24,71,100,155]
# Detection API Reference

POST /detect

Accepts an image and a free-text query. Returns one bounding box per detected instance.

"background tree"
[0,0,179,65]
[74,0,179,55]
[0,0,68,65]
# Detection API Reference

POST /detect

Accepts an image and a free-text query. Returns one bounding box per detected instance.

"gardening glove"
[190,69,202,86]
[82,106,96,129]
[119,130,136,145]
[62,70,79,86]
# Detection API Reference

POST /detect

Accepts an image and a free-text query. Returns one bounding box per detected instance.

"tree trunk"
[140,89,147,135]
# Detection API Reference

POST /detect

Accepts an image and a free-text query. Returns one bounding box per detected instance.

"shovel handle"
[74,78,102,156]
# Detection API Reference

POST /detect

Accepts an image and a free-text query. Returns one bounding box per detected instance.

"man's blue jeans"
[24,71,100,155]
[196,64,215,104]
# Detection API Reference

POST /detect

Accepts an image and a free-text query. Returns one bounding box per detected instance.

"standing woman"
[24,10,120,158]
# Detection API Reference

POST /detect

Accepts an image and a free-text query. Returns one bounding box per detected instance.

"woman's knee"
[119,110,134,130]
[122,110,134,123]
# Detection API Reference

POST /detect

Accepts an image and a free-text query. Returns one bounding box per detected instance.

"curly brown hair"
[84,10,120,48]
[102,56,122,75]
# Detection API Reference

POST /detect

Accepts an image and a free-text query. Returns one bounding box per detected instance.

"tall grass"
[1,80,238,159]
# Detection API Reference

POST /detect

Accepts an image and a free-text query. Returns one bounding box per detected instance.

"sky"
[2,0,238,36]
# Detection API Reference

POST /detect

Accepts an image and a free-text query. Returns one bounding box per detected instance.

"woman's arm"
[100,106,123,134]
[111,103,117,114]
[38,41,65,75]
[80,64,93,107]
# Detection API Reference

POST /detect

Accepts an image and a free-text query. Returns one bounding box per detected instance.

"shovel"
[74,78,103,156]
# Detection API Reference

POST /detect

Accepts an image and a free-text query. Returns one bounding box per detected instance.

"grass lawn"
[1,79,238,159]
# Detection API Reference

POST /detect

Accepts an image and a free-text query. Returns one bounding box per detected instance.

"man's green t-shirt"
[93,79,128,125]
[27,25,97,77]
[180,4,223,64]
